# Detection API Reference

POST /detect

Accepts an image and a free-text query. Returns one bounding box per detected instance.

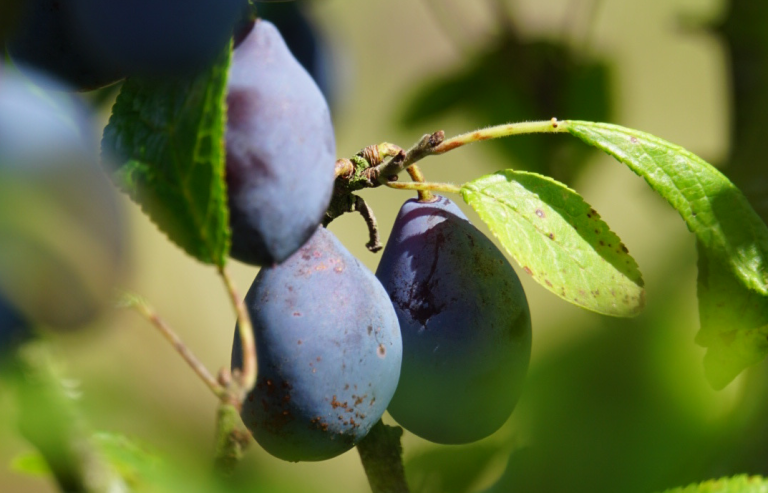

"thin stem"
[433,119,567,154]
[218,267,256,397]
[357,421,409,493]
[386,181,462,195]
[406,165,433,202]
[125,294,226,399]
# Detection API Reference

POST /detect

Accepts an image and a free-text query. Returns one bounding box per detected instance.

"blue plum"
[255,1,336,104]
[71,0,247,79]
[225,20,336,265]
[0,71,126,329]
[376,196,531,444]
[8,0,124,90]
[232,227,402,461]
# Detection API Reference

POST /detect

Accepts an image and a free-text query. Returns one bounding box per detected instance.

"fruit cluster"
[0,3,532,463]
[224,20,532,460]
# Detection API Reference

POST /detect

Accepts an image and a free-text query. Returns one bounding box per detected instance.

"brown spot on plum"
[377,344,386,358]
[545,279,553,287]
[523,266,533,276]
[297,340,302,345]
[316,356,322,362]
[547,233,555,240]
[293,312,301,317]
[599,240,605,246]
[630,137,639,144]
[536,209,545,218]
[367,325,372,336]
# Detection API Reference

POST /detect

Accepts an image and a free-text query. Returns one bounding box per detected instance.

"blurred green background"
[4,0,768,491]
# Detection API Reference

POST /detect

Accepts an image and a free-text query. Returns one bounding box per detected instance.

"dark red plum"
[376,196,531,444]
[232,227,402,461]
[226,20,336,265]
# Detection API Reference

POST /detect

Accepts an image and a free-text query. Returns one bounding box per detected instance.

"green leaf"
[695,242,768,389]
[102,44,232,266]
[461,170,644,317]
[659,475,768,493]
[93,432,161,489]
[565,120,768,388]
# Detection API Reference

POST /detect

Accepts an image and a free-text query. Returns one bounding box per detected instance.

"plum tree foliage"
[1,2,768,493]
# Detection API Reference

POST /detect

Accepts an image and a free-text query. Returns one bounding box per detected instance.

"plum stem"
[386,181,462,194]
[219,267,257,398]
[406,164,434,202]
[357,420,410,493]
[121,292,227,399]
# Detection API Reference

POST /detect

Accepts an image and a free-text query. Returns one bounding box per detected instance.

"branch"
[357,421,410,493]
[120,293,226,399]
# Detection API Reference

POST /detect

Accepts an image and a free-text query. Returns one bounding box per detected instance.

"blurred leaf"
[399,37,612,182]
[93,432,161,490]
[462,170,644,317]
[10,451,51,477]
[695,243,768,389]
[659,475,768,493]
[102,43,232,266]
[406,443,502,493]
[565,120,768,387]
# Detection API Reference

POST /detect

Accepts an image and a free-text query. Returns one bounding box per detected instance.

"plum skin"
[376,196,532,444]
[226,20,336,266]
[232,227,402,462]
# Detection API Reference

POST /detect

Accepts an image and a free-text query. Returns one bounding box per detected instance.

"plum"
[225,20,336,265]
[376,196,531,444]
[71,0,246,79]
[0,71,126,329]
[7,0,124,91]
[232,227,402,461]
[255,1,336,104]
